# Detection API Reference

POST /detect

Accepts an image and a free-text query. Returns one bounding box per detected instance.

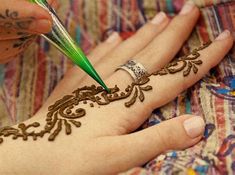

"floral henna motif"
[153,41,211,76]
[0,9,35,50]
[0,41,211,144]
[0,9,34,31]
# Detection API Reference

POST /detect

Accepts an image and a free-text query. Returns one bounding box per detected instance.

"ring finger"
[43,11,170,106]
[105,30,233,131]
[80,1,199,86]
[79,11,170,85]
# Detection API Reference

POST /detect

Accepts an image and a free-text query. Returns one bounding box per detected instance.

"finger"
[148,30,234,107]
[47,0,55,4]
[80,12,169,85]
[106,30,233,127]
[0,0,52,39]
[80,2,199,86]
[86,33,122,63]
[43,33,122,106]
[47,0,60,10]
[0,35,35,63]
[135,1,200,73]
[86,115,205,174]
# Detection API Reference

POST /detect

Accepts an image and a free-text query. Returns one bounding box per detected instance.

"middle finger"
[80,1,200,86]
[135,1,199,73]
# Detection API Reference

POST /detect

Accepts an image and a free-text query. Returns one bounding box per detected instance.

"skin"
[0,0,56,63]
[0,1,234,175]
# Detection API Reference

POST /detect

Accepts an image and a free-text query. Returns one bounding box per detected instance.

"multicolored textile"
[0,0,235,174]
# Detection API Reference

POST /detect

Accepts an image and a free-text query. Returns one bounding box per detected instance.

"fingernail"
[215,30,231,40]
[29,19,52,33]
[183,117,205,138]
[106,32,119,43]
[179,1,195,15]
[150,12,167,25]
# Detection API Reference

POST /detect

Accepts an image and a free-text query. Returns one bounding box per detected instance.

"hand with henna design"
[0,0,58,63]
[0,1,233,174]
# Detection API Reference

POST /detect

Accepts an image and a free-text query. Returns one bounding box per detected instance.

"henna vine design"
[13,34,36,50]
[0,9,34,31]
[153,42,211,76]
[0,41,211,144]
[0,9,35,50]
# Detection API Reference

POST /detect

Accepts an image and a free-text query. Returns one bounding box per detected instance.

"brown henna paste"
[0,41,211,144]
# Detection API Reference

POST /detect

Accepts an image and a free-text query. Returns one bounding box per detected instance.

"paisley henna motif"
[0,41,211,144]
[153,42,211,76]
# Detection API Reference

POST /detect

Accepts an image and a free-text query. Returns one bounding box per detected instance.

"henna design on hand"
[153,42,211,76]
[0,9,34,31]
[0,9,35,50]
[0,41,211,144]
[13,34,36,50]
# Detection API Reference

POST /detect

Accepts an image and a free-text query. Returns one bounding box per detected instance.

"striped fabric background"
[0,0,235,174]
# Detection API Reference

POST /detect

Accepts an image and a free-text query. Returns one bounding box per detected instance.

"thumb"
[91,115,205,173]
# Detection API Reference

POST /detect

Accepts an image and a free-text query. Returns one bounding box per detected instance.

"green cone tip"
[29,0,110,93]
[77,54,110,93]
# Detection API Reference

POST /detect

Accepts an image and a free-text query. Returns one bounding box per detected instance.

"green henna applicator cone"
[29,0,110,93]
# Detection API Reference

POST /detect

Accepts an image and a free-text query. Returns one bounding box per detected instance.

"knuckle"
[155,126,170,150]
[156,123,184,151]
[166,21,185,35]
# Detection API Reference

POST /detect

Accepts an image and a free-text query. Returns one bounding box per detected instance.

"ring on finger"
[116,60,149,82]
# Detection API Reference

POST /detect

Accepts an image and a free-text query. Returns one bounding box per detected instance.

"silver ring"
[116,60,149,81]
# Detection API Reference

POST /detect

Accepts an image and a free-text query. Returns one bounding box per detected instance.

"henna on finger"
[12,34,36,50]
[0,35,36,61]
[0,9,36,59]
[0,41,211,144]
[0,9,34,39]
[0,9,34,30]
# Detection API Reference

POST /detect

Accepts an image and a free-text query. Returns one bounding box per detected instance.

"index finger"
[0,0,52,39]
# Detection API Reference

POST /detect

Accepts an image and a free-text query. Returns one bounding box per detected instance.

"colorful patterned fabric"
[0,0,235,174]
